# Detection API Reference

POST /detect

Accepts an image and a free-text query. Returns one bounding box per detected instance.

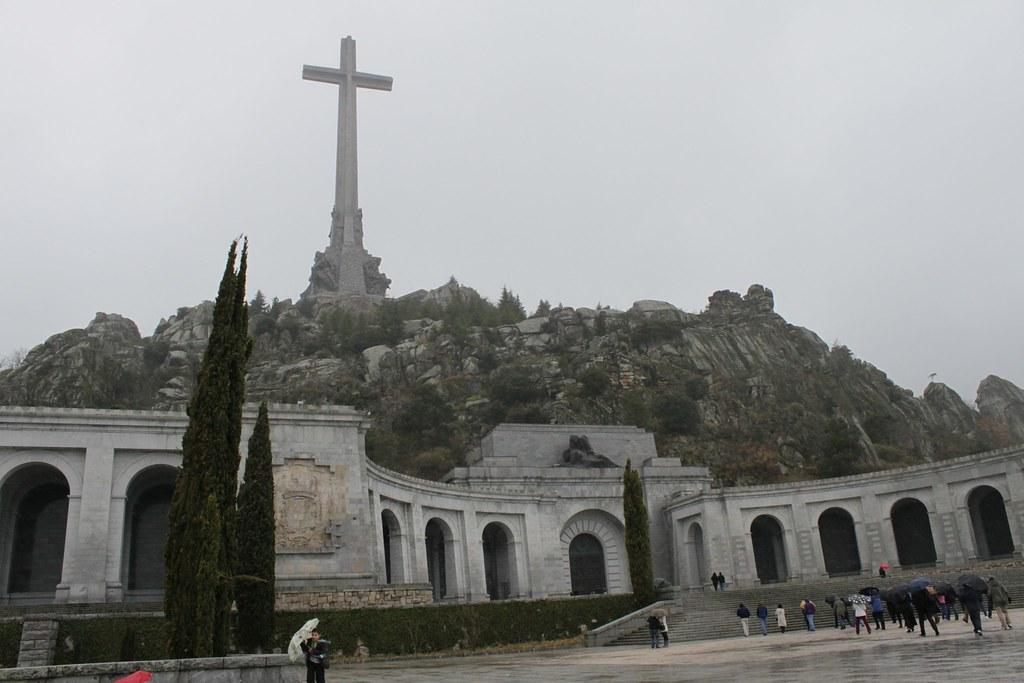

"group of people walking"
[710,572,727,591]
[737,599,814,636]
[733,574,1013,640]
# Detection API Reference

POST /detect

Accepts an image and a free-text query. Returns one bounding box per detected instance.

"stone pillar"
[931,483,964,565]
[58,444,115,603]
[369,490,386,583]
[455,510,478,602]
[791,500,818,580]
[410,504,428,584]
[103,494,127,601]
[1004,465,1024,556]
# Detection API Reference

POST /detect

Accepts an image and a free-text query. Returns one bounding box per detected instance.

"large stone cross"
[303,36,392,250]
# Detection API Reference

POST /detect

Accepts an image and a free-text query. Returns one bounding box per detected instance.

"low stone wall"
[584,600,675,647]
[275,584,433,611]
[0,654,301,682]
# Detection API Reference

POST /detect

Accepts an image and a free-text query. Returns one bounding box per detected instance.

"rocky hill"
[2,282,1021,484]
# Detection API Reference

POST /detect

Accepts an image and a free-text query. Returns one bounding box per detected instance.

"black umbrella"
[883,585,910,603]
[956,573,988,593]
[859,586,880,596]
[933,581,956,598]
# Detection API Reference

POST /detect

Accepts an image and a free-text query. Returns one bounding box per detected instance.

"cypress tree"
[623,459,655,606]
[165,240,252,658]
[235,401,276,652]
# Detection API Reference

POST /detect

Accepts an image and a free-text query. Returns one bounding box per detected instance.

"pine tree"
[165,240,252,658]
[497,286,526,324]
[236,401,276,653]
[623,459,655,606]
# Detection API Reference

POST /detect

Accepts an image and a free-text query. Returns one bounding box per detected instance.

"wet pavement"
[325,616,1022,682]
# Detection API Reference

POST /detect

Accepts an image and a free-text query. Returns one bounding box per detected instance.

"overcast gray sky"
[1,1,1021,402]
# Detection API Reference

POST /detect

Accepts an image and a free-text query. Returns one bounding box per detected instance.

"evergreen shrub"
[273,594,635,656]
[53,618,168,665]
[0,621,21,668]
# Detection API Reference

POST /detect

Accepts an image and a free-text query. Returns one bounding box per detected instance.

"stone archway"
[891,498,937,566]
[818,508,861,576]
[482,522,517,600]
[0,464,71,596]
[123,466,176,592]
[751,515,788,584]
[381,509,406,584]
[425,518,455,601]
[568,533,607,595]
[967,486,1014,559]
[560,510,628,594]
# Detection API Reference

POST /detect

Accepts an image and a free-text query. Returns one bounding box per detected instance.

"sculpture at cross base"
[300,36,392,308]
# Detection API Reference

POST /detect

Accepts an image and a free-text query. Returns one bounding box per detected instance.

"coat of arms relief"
[273,458,347,551]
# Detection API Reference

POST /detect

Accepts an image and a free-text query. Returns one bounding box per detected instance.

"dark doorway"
[8,483,69,593]
[380,510,407,584]
[482,523,515,600]
[687,523,707,587]
[751,515,788,584]
[818,508,861,576]
[127,484,173,590]
[425,519,448,601]
[968,486,1014,559]
[891,498,937,566]
[569,533,607,595]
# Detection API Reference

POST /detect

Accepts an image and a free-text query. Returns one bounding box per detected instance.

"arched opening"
[425,518,454,602]
[482,522,517,600]
[687,523,707,587]
[751,515,788,584]
[818,508,861,576]
[560,510,627,595]
[967,486,1014,559]
[891,498,937,566]
[381,509,405,584]
[124,466,176,593]
[569,533,606,595]
[0,464,71,596]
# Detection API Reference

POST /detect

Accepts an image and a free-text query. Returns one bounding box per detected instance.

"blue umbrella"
[906,576,932,593]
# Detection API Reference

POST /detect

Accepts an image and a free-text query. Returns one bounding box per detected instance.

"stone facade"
[0,405,1021,609]
[665,447,1024,588]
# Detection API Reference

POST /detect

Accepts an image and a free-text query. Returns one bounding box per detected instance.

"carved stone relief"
[273,458,347,551]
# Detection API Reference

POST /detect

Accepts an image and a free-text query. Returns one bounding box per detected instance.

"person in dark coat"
[870,593,886,630]
[647,615,662,648]
[911,588,940,637]
[719,572,727,590]
[737,603,751,637]
[300,629,329,683]
[960,585,985,637]
[711,572,720,591]
[756,603,769,636]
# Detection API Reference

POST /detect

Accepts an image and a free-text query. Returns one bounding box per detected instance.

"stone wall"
[275,584,432,611]
[0,654,301,682]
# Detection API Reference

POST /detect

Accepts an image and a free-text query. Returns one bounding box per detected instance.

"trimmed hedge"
[272,595,636,657]
[46,595,636,665]
[0,621,20,669]
[54,617,168,665]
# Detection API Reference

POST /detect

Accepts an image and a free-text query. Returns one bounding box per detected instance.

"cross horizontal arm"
[352,72,393,91]
[302,65,393,91]
[302,65,343,84]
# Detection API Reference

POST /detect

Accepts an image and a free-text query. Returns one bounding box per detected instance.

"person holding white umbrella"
[289,618,329,683]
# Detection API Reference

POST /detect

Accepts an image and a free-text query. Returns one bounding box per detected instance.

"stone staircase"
[16,618,57,667]
[608,563,1024,647]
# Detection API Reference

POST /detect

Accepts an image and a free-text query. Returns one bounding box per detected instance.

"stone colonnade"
[666,447,1024,588]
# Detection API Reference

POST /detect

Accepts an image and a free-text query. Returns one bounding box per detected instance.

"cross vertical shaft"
[303,36,393,251]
